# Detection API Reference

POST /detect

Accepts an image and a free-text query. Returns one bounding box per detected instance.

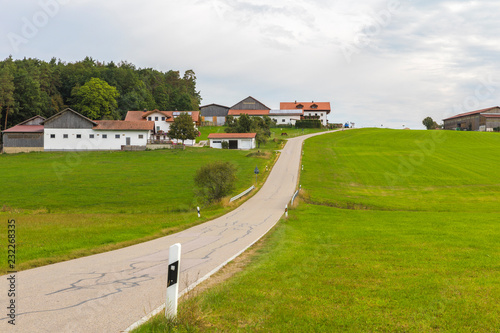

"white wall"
[304,111,328,126]
[145,112,171,133]
[209,138,255,150]
[44,128,149,151]
[270,115,301,125]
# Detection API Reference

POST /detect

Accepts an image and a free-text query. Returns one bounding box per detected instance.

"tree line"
[0,56,201,131]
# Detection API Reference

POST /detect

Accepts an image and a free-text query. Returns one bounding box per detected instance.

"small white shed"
[208,133,256,150]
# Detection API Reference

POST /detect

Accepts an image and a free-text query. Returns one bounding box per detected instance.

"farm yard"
[136,129,500,332]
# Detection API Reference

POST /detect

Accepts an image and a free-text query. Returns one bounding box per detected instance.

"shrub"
[194,161,237,203]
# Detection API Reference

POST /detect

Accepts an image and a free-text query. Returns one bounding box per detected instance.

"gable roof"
[42,108,98,126]
[200,103,230,109]
[443,107,500,121]
[231,96,271,110]
[17,115,46,126]
[228,110,270,116]
[208,133,256,139]
[280,102,331,114]
[93,120,155,131]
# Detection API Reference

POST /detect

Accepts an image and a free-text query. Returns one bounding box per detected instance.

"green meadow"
[0,147,275,273]
[141,129,500,332]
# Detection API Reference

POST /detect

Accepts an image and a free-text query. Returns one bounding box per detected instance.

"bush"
[221,141,229,149]
[194,161,237,203]
[295,120,322,128]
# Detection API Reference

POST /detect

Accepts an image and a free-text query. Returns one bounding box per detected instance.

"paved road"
[1,131,333,332]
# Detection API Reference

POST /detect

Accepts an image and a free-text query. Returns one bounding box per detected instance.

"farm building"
[200,104,229,126]
[208,133,256,150]
[280,101,331,126]
[443,107,500,131]
[125,109,200,145]
[43,108,154,151]
[2,115,45,153]
[269,109,303,125]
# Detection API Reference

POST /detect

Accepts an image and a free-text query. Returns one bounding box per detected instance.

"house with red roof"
[208,132,256,150]
[443,107,500,131]
[280,101,331,126]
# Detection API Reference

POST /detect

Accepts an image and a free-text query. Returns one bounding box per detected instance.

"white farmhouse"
[208,133,256,150]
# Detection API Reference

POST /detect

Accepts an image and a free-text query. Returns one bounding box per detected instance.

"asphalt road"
[1,131,333,332]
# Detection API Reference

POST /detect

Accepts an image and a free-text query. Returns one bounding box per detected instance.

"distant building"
[443,107,500,131]
[2,115,45,153]
[208,133,256,150]
[200,104,230,126]
[280,101,331,126]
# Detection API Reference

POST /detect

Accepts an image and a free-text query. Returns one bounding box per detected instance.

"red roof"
[481,114,500,118]
[125,110,199,123]
[227,110,270,116]
[93,120,154,131]
[2,125,44,133]
[208,133,256,139]
[443,107,500,121]
[280,102,331,114]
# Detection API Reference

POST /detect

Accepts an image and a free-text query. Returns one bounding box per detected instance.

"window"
[157,126,160,131]
[50,134,55,139]
[115,134,120,139]
[103,134,107,139]
[138,134,144,139]
[282,119,286,122]
[148,117,152,121]
[155,117,159,121]
[76,134,81,139]
[213,140,221,143]
[89,134,94,139]
[161,117,165,121]
[63,134,68,139]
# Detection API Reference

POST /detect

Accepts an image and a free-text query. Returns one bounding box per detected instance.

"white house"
[280,102,331,126]
[43,108,154,151]
[125,109,200,145]
[208,133,256,150]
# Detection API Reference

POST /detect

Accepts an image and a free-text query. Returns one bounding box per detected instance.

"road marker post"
[197,206,200,218]
[166,243,181,319]
[285,204,288,218]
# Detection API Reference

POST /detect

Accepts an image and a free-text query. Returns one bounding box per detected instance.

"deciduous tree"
[167,112,199,145]
[194,161,237,203]
[71,77,119,119]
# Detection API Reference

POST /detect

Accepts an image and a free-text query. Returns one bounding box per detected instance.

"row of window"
[148,116,166,121]
[49,134,144,139]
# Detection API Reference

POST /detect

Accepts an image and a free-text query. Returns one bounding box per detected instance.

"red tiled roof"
[208,133,256,139]
[443,107,500,121]
[93,120,154,131]
[125,110,200,122]
[2,125,44,133]
[227,110,270,116]
[280,102,331,114]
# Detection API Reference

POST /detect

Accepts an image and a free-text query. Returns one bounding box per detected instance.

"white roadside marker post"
[197,206,200,218]
[285,204,288,218]
[165,243,181,319]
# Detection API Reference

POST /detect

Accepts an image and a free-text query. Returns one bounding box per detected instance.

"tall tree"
[0,57,15,130]
[167,112,199,145]
[422,116,435,130]
[71,77,119,119]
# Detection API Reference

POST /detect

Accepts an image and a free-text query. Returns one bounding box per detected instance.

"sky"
[2,0,500,129]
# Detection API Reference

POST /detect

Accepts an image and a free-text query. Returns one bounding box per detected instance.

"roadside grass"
[0,147,275,273]
[138,128,500,332]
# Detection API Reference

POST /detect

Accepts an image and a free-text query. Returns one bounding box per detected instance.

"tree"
[0,58,15,130]
[422,116,435,130]
[167,112,199,144]
[71,77,119,119]
[194,161,237,203]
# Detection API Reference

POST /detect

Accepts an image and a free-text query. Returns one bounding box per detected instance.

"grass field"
[0,147,275,273]
[138,129,500,332]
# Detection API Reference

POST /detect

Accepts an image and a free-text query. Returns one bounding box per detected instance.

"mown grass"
[142,128,500,332]
[0,147,275,273]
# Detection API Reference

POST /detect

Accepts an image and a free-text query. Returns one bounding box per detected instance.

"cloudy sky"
[2,0,500,128]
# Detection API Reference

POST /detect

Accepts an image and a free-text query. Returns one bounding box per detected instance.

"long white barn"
[42,109,154,151]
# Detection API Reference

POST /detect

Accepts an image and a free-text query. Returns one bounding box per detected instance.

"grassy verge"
[138,129,500,332]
